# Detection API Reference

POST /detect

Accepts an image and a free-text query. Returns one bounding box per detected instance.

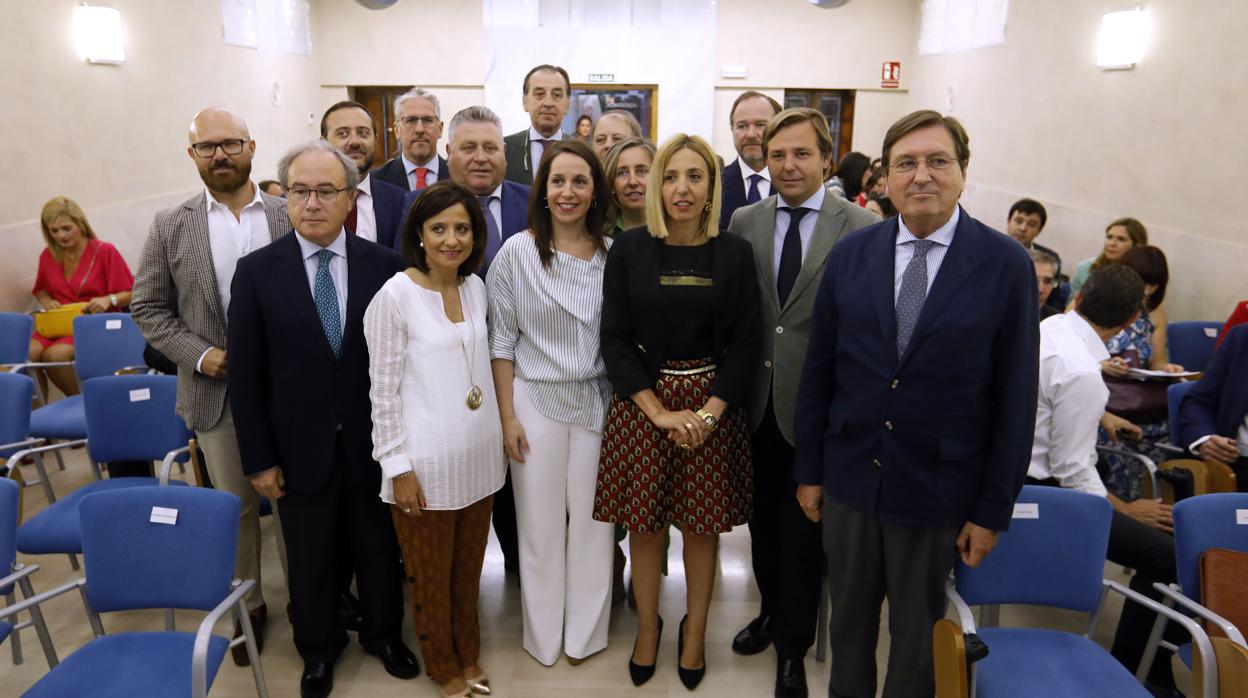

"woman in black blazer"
[593,134,761,690]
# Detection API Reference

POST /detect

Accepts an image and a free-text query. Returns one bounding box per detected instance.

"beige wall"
[905,0,1248,321]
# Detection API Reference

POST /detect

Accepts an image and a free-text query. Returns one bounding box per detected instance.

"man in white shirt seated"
[1027,264,1182,697]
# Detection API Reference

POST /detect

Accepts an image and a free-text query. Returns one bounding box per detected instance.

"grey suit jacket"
[503,129,534,185]
[130,190,292,431]
[728,193,880,444]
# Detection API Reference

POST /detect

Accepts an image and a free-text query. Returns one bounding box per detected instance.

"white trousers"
[510,377,615,665]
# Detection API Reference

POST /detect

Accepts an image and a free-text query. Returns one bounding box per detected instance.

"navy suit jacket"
[398,180,531,277]
[368,175,406,250]
[371,156,450,192]
[793,207,1040,532]
[1180,324,1248,452]
[720,158,747,235]
[227,231,407,495]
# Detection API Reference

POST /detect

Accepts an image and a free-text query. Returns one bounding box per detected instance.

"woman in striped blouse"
[487,139,616,666]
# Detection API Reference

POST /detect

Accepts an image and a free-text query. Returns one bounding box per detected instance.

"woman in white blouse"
[364,181,505,698]
[488,139,615,666]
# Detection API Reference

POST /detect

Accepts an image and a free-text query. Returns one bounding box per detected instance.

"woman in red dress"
[28,197,134,397]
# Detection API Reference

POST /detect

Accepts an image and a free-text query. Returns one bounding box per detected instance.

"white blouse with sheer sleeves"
[364,272,505,509]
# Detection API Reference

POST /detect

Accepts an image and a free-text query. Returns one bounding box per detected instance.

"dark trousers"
[1107,508,1182,687]
[1234,456,1248,492]
[491,468,519,569]
[748,400,824,660]
[276,436,405,663]
[823,498,957,698]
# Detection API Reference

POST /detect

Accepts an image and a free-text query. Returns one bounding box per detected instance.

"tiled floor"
[0,450,1190,696]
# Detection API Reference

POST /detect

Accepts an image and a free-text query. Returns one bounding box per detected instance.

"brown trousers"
[391,494,494,685]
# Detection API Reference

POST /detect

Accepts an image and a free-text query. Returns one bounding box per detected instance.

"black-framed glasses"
[286,187,351,204]
[191,139,250,158]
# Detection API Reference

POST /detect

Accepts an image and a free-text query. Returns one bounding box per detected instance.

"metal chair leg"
[67,553,80,571]
[31,451,56,504]
[6,592,22,665]
[17,575,59,668]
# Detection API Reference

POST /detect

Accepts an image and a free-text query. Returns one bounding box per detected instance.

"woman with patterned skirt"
[593,134,762,691]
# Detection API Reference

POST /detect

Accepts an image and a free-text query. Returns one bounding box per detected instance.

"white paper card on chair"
[150,506,178,525]
[1237,509,1248,525]
[1205,327,1218,338]
[105,319,122,330]
[129,388,151,402]
[1012,503,1039,519]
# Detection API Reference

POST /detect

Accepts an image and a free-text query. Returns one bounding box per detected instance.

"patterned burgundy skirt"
[593,359,752,535]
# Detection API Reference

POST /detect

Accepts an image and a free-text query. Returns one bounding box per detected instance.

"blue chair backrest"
[1167,321,1223,372]
[0,312,33,365]
[0,373,34,459]
[72,313,146,382]
[79,486,240,613]
[954,486,1112,613]
[1173,493,1248,598]
[1167,382,1196,449]
[82,375,192,463]
[0,478,18,595]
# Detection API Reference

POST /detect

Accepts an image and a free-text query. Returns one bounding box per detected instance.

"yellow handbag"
[34,302,88,339]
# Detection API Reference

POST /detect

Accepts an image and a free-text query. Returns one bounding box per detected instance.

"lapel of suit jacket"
[182,193,228,328]
[262,196,292,241]
[745,198,782,320]
[339,234,373,358]
[898,207,986,369]
[869,217,900,369]
[782,195,849,314]
[275,232,339,360]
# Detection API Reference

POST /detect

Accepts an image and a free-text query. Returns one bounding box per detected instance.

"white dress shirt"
[773,186,825,277]
[894,206,959,302]
[295,229,348,334]
[1028,312,1111,497]
[738,156,772,199]
[1189,415,1248,457]
[353,174,377,243]
[402,154,440,190]
[528,127,564,173]
[198,182,271,373]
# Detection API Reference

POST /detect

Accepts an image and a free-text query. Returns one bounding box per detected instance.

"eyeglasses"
[400,115,438,129]
[286,187,351,204]
[191,139,250,158]
[890,155,957,174]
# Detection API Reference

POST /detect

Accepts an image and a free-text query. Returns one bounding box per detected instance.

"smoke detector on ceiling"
[809,0,851,7]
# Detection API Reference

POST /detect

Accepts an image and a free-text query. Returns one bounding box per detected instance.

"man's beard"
[200,160,252,194]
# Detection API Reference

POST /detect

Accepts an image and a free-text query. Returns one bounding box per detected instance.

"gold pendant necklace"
[457,286,483,410]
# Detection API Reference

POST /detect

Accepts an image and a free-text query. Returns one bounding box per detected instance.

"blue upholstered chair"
[0,312,33,366]
[0,477,57,668]
[1167,321,1224,373]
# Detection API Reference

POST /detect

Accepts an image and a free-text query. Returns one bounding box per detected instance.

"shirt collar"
[737,156,771,182]
[780,185,824,213]
[295,228,348,260]
[204,181,265,212]
[402,153,438,175]
[1066,311,1111,362]
[896,206,960,248]
[485,183,503,201]
[357,173,372,198]
[529,126,563,142]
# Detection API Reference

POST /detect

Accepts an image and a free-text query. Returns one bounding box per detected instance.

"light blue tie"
[896,239,936,359]
[314,248,342,357]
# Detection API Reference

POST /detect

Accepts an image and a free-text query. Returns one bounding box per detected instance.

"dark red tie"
[414,167,430,190]
[344,200,358,235]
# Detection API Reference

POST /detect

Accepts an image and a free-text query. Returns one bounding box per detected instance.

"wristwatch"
[695,409,719,432]
[108,293,118,307]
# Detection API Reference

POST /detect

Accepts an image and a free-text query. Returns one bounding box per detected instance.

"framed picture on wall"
[564,85,658,139]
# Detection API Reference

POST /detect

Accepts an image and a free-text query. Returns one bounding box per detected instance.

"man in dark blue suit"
[720,91,782,235]
[1180,323,1248,490]
[228,141,418,698]
[321,101,406,250]
[371,88,450,193]
[794,111,1039,698]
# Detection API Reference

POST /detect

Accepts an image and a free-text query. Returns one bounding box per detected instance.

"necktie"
[746,174,764,204]
[478,195,502,263]
[535,138,553,168]
[314,249,342,357]
[344,200,358,235]
[414,167,429,190]
[777,207,811,306]
[895,239,936,359]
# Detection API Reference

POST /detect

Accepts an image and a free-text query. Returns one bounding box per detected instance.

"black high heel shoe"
[628,616,663,686]
[677,615,706,690]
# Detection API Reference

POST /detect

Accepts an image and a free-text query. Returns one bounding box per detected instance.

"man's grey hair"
[277,140,360,191]
[1028,248,1058,269]
[393,87,441,121]
[594,109,643,139]
[447,106,504,143]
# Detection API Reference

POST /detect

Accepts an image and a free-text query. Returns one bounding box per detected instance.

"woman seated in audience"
[824,151,870,203]
[1098,245,1186,500]
[865,192,896,218]
[575,114,593,142]
[364,181,504,698]
[29,196,134,398]
[591,109,643,161]
[488,139,615,667]
[258,179,283,197]
[602,137,656,236]
[594,134,761,690]
[1070,216,1148,296]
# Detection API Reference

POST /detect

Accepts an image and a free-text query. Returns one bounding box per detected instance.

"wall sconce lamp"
[1097,7,1151,70]
[74,4,125,65]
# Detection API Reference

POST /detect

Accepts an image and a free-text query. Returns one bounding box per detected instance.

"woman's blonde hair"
[644,134,722,239]
[40,197,98,262]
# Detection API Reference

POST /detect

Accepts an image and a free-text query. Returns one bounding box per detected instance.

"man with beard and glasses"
[372,88,449,193]
[721,91,782,236]
[131,107,291,668]
[321,101,406,250]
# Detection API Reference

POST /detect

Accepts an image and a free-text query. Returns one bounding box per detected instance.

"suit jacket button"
[873,458,882,467]
[884,420,894,431]
[764,360,772,368]
[891,379,900,389]
[775,326,784,334]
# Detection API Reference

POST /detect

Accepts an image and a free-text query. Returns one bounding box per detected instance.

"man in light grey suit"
[727,107,879,698]
[130,107,290,666]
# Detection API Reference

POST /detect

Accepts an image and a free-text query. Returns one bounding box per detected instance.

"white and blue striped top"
[487,232,613,432]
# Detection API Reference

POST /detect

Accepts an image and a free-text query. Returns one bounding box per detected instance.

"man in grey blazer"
[728,108,879,698]
[130,107,290,665]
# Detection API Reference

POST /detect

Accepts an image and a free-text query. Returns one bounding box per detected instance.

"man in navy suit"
[1180,323,1248,490]
[794,111,1039,698]
[720,91,782,235]
[372,88,450,193]
[229,141,418,698]
[321,101,405,250]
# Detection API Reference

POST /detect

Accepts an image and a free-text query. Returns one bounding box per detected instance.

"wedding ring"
[402,508,412,513]
[679,443,693,452]
[685,423,694,430]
